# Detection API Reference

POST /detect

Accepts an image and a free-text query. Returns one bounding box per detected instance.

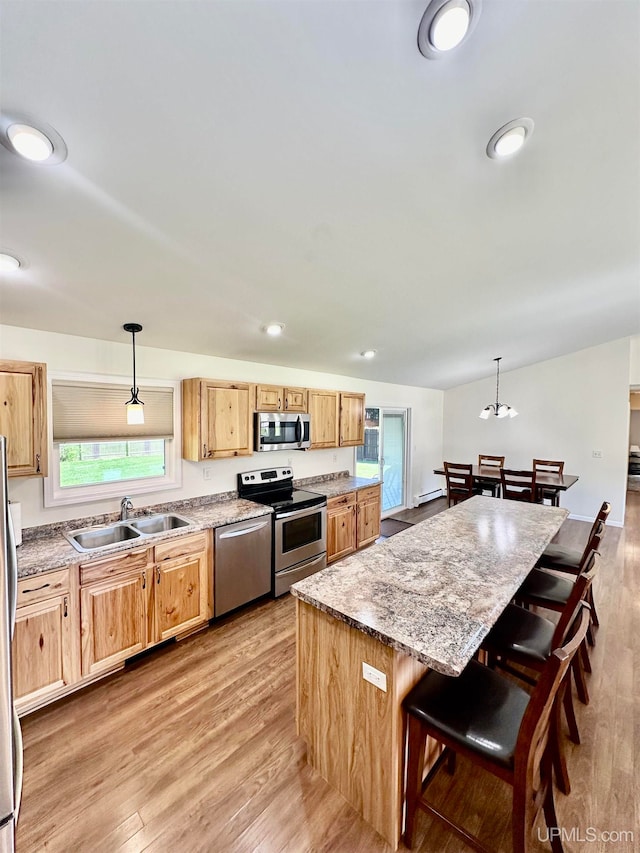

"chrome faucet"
[120,496,134,521]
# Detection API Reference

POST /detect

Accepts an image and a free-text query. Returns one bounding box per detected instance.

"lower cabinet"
[153,531,211,643]
[12,567,79,712]
[356,485,382,548]
[80,552,152,677]
[80,533,212,677]
[327,484,381,563]
[327,492,357,563]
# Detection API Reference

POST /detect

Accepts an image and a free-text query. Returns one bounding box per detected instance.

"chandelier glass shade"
[479,357,518,419]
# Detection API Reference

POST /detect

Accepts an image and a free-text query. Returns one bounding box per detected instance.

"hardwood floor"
[17,494,639,852]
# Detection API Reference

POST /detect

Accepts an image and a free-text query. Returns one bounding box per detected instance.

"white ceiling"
[1,0,639,390]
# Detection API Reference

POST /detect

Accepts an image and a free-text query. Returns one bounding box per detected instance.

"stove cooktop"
[238,467,326,514]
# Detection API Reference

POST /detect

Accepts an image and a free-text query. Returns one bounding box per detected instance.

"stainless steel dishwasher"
[214,516,272,617]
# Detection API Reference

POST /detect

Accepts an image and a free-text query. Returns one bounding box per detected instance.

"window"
[44,373,181,507]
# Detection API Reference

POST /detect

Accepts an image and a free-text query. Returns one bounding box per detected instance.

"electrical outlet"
[592,450,603,459]
[333,453,338,463]
[203,467,213,480]
[362,662,387,692]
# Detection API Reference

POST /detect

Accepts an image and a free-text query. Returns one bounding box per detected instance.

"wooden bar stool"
[482,557,598,795]
[403,605,591,852]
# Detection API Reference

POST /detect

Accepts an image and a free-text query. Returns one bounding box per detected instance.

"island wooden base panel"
[16,494,638,853]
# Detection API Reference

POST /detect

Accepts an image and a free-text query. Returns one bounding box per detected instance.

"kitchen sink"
[64,513,195,553]
[65,522,142,552]
[129,513,192,535]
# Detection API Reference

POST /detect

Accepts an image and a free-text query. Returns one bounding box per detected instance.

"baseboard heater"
[413,489,443,507]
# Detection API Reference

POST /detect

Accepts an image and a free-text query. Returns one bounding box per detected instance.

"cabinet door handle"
[63,596,68,617]
[36,453,41,473]
[284,398,288,409]
[278,397,282,409]
[142,571,146,590]
[156,566,161,585]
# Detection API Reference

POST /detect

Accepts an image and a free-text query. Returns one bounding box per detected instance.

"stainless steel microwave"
[254,412,311,452]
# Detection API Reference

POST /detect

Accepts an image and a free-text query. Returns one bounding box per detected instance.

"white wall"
[0,325,443,527]
[630,334,640,385]
[442,338,633,526]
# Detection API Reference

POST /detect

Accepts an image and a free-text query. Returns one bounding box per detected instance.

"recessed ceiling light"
[486,118,534,160]
[361,350,376,359]
[7,124,53,162]
[0,253,21,273]
[264,323,285,336]
[418,0,481,59]
[0,112,68,164]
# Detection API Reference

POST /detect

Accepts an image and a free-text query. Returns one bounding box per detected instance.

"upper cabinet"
[182,378,255,460]
[339,393,365,447]
[0,359,48,477]
[308,390,340,449]
[255,384,307,413]
[308,390,365,450]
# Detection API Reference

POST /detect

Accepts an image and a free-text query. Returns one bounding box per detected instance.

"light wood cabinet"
[308,390,365,450]
[339,393,365,447]
[327,492,357,563]
[327,484,381,562]
[182,378,255,461]
[0,359,48,477]
[309,390,340,449]
[255,384,307,413]
[356,485,382,548]
[80,533,212,677]
[12,568,80,713]
[153,530,211,642]
[80,566,150,677]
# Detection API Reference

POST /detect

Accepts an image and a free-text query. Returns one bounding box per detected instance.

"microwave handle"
[295,415,302,445]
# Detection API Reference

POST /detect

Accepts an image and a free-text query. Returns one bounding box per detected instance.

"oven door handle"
[276,504,326,522]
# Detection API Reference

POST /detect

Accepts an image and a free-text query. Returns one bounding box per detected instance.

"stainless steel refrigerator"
[0,436,22,853]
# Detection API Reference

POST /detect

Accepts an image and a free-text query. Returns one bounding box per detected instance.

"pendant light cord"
[131,328,137,395]
[495,357,501,408]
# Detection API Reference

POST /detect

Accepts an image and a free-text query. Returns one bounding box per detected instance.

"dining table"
[433,464,579,493]
[291,496,569,849]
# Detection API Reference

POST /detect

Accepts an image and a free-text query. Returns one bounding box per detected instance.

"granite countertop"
[17,498,272,579]
[291,495,569,677]
[299,475,380,499]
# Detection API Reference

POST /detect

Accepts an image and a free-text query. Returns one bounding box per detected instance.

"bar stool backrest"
[515,603,591,783]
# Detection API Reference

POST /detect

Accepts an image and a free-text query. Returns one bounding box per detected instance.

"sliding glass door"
[355,407,408,516]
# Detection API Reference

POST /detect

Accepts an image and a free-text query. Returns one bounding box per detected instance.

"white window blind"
[52,380,174,441]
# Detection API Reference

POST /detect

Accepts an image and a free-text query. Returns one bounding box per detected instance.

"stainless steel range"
[238,467,327,596]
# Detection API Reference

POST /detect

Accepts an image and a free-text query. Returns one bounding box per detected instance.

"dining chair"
[444,462,478,508]
[501,468,536,502]
[533,459,565,506]
[482,555,598,795]
[403,604,591,853]
[477,454,505,498]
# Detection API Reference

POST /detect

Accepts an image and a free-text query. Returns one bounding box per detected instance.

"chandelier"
[479,357,518,419]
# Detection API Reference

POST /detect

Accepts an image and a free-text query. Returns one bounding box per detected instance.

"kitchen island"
[291,495,568,849]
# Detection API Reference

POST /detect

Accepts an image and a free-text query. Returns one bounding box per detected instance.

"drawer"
[17,568,70,607]
[357,485,381,504]
[80,548,152,585]
[154,530,209,563]
[328,492,356,510]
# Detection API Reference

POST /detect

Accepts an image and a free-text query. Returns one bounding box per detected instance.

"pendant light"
[479,357,518,419]
[123,323,144,424]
